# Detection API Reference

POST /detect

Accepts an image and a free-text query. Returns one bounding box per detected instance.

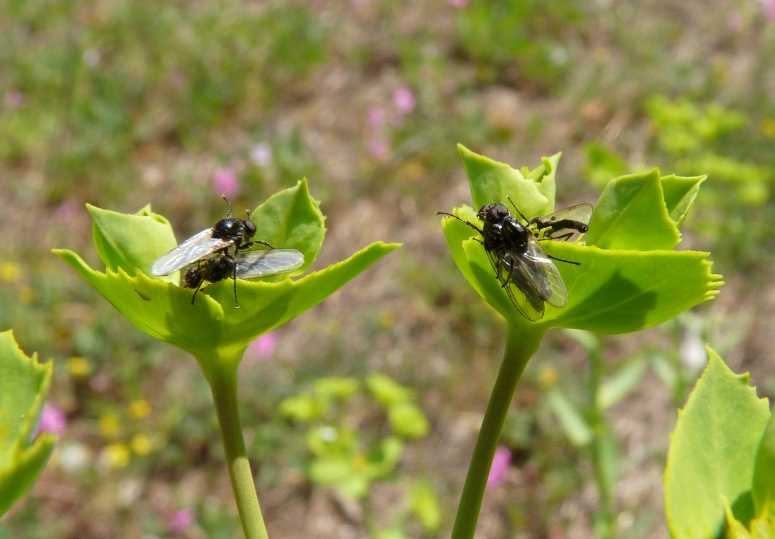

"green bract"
[665,348,774,539]
[0,331,57,517]
[53,179,399,375]
[440,145,722,334]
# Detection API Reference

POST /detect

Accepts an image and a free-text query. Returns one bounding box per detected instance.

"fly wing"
[520,236,568,308]
[234,249,304,279]
[485,248,546,321]
[151,229,233,276]
[543,203,593,224]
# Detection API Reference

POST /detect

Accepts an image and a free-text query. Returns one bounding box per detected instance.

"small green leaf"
[388,403,430,440]
[366,373,414,408]
[586,169,681,251]
[458,144,557,217]
[88,204,179,284]
[752,411,775,518]
[366,436,404,477]
[546,387,592,447]
[410,480,442,531]
[0,331,56,517]
[250,178,325,274]
[306,426,357,457]
[279,393,325,422]
[661,174,706,228]
[597,356,647,410]
[313,377,360,402]
[665,348,771,539]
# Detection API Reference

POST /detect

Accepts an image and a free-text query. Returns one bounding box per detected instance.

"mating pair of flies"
[439,201,592,321]
[150,197,303,307]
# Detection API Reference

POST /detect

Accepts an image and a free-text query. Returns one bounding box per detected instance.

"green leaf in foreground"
[665,348,770,539]
[0,331,56,517]
[752,411,775,519]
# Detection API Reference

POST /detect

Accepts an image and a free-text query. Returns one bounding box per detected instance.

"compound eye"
[244,221,256,236]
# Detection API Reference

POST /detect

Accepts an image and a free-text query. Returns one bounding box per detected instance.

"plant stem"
[450,322,544,539]
[207,361,269,539]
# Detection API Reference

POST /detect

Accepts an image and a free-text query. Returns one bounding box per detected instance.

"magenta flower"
[169,508,195,535]
[249,332,277,359]
[367,137,391,161]
[447,0,470,8]
[212,168,241,199]
[4,91,23,110]
[393,86,417,115]
[760,0,775,19]
[367,106,386,130]
[486,446,512,489]
[34,403,67,438]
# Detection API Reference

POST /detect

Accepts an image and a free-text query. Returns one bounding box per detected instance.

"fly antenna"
[436,211,483,234]
[222,195,233,218]
[506,196,529,223]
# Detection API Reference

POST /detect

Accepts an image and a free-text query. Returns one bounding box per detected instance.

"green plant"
[439,145,721,539]
[0,331,57,517]
[664,348,775,539]
[280,373,439,538]
[52,179,399,539]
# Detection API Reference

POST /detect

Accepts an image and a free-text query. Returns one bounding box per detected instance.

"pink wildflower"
[760,0,775,19]
[169,508,195,535]
[486,446,512,489]
[447,0,470,7]
[35,403,67,437]
[212,168,240,199]
[367,106,386,130]
[4,91,23,109]
[249,332,277,359]
[393,86,416,115]
[367,137,390,160]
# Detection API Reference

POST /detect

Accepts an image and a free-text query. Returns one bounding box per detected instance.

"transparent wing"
[151,229,233,276]
[520,236,567,308]
[234,249,304,279]
[540,203,593,225]
[484,248,545,322]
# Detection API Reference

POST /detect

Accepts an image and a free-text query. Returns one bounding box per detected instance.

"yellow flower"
[380,310,396,328]
[538,366,559,388]
[0,262,21,283]
[17,286,36,305]
[130,434,153,456]
[128,399,151,420]
[761,119,775,139]
[67,356,91,378]
[99,413,121,439]
[101,443,130,469]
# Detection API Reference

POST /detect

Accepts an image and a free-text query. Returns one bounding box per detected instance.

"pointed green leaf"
[388,403,430,440]
[586,169,681,251]
[752,411,775,518]
[597,356,647,410]
[366,373,414,407]
[665,348,771,539]
[54,241,399,365]
[546,387,592,447]
[458,144,557,217]
[87,204,179,284]
[661,174,706,228]
[441,215,721,333]
[250,178,325,274]
[410,480,441,531]
[0,331,56,517]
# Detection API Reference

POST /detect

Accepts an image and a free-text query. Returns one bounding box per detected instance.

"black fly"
[183,249,304,307]
[438,203,580,321]
[528,204,592,241]
[151,196,270,279]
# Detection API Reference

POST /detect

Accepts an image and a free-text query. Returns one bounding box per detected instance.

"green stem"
[207,361,269,539]
[451,322,544,539]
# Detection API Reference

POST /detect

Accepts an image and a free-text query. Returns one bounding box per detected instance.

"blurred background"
[1,0,775,537]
